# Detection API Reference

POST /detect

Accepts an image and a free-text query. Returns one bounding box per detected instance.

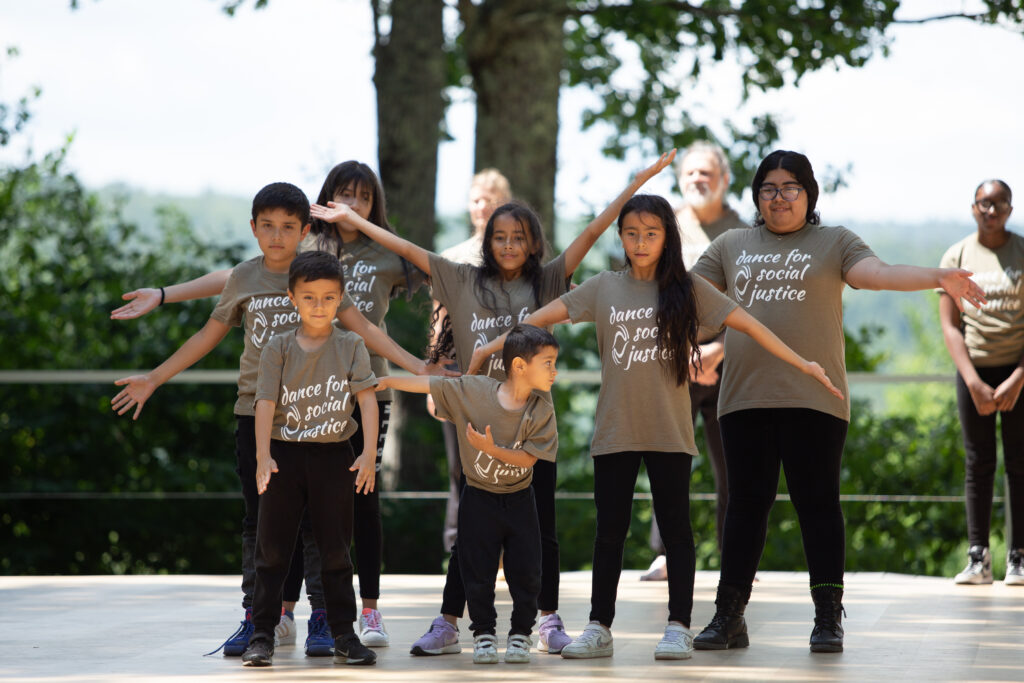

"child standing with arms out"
[470,194,841,661]
[242,249,379,667]
[377,324,559,664]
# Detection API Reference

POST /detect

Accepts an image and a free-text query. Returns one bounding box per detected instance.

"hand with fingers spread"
[466,422,496,454]
[310,201,356,225]
[636,148,677,184]
[110,288,162,320]
[939,269,987,311]
[351,450,377,494]
[111,374,157,420]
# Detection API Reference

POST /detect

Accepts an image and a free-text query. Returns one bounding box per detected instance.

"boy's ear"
[250,219,257,237]
[286,288,296,307]
[301,223,311,239]
[511,356,527,373]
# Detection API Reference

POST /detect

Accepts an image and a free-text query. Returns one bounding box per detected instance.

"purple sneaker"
[538,613,572,654]
[410,616,461,656]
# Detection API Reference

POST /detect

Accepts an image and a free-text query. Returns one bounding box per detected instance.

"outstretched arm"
[466,299,571,375]
[336,307,458,377]
[561,150,676,277]
[723,307,844,400]
[111,318,232,419]
[375,375,433,395]
[846,257,986,311]
[110,268,232,320]
[310,202,433,275]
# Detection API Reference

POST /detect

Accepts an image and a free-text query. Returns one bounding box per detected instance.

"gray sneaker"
[504,633,531,663]
[654,623,694,660]
[1007,548,1024,586]
[954,545,993,584]
[560,622,613,659]
[473,633,499,664]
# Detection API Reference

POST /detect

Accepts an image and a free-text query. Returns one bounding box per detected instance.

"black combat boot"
[693,583,750,650]
[809,585,845,653]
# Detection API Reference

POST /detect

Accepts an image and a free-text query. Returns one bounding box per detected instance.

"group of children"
[110,145,984,668]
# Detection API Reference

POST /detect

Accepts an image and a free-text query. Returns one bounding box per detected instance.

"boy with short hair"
[377,323,559,665]
[241,249,379,667]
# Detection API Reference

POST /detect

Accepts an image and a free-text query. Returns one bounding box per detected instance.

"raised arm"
[561,149,676,276]
[723,307,843,400]
[111,318,232,419]
[309,202,433,275]
[336,307,458,377]
[466,299,571,375]
[845,257,986,311]
[110,268,232,320]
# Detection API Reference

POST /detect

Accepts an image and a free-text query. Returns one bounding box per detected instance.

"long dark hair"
[474,201,547,316]
[751,150,820,227]
[618,194,701,386]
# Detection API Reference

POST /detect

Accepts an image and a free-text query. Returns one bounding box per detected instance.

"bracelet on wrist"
[158,287,166,306]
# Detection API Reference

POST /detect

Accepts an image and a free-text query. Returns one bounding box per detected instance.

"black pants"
[956,366,1024,548]
[235,415,322,610]
[282,401,390,605]
[252,439,357,642]
[652,378,727,553]
[591,451,694,627]
[458,485,541,637]
[718,408,848,590]
[442,419,461,552]
[440,458,560,617]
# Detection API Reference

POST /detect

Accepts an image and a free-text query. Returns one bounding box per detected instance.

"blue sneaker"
[305,608,335,656]
[205,608,253,657]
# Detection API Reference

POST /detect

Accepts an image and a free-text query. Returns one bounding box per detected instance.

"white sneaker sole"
[1006,574,1024,586]
[655,648,693,660]
[410,643,461,656]
[360,631,390,647]
[561,645,613,659]
[504,652,530,663]
[954,574,993,584]
[473,652,499,664]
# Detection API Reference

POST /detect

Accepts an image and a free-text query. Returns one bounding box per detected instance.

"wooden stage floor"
[2,570,1022,682]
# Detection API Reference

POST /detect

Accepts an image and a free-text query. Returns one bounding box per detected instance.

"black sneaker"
[241,637,274,667]
[333,632,377,665]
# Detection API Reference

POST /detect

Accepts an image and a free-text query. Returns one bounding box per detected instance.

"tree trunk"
[374,0,445,248]
[464,0,565,246]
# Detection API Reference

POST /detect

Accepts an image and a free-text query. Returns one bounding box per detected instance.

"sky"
[1,0,1023,228]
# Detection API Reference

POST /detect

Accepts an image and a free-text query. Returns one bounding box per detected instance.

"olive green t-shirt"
[940,232,1024,367]
[255,327,377,443]
[692,224,875,421]
[210,255,355,416]
[303,233,426,401]
[428,252,569,379]
[429,375,557,493]
[561,270,737,456]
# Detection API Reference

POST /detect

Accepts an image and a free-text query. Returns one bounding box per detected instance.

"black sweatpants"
[457,485,542,637]
[591,451,695,627]
[956,366,1024,548]
[251,439,358,643]
[718,408,848,590]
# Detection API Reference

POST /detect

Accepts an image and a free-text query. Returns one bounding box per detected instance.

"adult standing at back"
[939,179,1024,586]
[642,141,747,581]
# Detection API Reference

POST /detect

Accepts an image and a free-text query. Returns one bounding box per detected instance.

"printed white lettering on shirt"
[733,248,811,307]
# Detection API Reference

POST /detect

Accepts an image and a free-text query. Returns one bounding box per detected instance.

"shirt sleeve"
[539,252,570,303]
[693,274,738,332]
[691,233,727,289]
[428,376,458,422]
[339,289,355,313]
[428,253,472,309]
[520,395,558,463]
[346,337,378,394]
[210,267,243,327]
[254,335,285,405]
[837,227,877,278]
[560,272,601,324]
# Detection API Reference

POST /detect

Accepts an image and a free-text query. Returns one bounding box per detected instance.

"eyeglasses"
[976,199,1012,214]
[758,185,804,202]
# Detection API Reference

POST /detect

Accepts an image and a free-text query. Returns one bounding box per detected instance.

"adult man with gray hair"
[642,141,748,581]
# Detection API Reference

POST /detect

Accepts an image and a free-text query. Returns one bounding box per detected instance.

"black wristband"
[159,287,166,306]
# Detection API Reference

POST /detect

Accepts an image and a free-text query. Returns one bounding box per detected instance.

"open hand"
[804,361,844,400]
[466,423,496,453]
[111,374,157,420]
[110,288,161,320]
[637,149,678,183]
[939,269,987,311]
[310,201,356,225]
[993,371,1023,412]
[420,359,461,377]
[351,451,377,494]
[256,456,278,495]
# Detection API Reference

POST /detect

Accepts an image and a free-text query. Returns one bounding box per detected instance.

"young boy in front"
[377,323,559,665]
[241,249,379,667]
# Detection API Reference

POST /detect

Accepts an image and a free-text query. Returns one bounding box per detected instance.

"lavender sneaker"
[410,616,461,656]
[537,613,572,654]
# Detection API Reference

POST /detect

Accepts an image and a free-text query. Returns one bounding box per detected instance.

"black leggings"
[718,408,848,590]
[282,400,390,605]
[591,451,694,627]
[956,366,1024,548]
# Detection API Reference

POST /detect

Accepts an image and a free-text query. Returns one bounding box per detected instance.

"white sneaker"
[954,545,993,584]
[560,621,613,659]
[504,633,531,663]
[1007,548,1024,586]
[274,611,296,646]
[359,608,390,647]
[654,623,694,660]
[473,633,499,664]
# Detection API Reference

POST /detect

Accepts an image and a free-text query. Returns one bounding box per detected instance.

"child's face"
[518,346,559,392]
[619,211,666,271]
[288,277,344,330]
[490,214,533,276]
[333,181,374,233]
[250,208,310,269]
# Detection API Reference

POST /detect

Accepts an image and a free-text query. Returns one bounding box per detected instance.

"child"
[469,194,842,661]
[377,324,559,664]
[110,182,438,656]
[311,150,676,656]
[241,249,379,667]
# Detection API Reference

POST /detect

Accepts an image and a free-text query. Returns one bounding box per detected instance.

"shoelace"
[577,627,606,646]
[308,612,330,639]
[363,611,382,631]
[661,629,686,645]
[204,615,252,657]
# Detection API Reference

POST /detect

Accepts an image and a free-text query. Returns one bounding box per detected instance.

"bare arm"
[110,268,232,320]
[254,399,278,494]
[466,424,538,469]
[846,257,986,310]
[561,150,676,276]
[336,307,458,377]
[375,375,433,395]
[111,318,232,419]
[723,307,844,400]
[351,389,379,494]
[310,202,433,275]
[466,299,571,375]
[939,293,997,415]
